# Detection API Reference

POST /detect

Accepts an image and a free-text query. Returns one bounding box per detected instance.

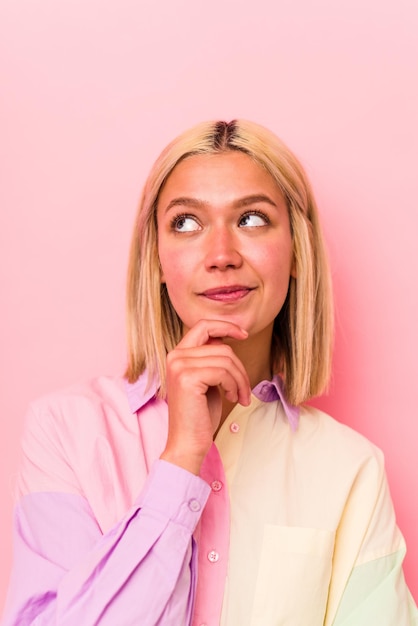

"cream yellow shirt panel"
[215,395,408,626]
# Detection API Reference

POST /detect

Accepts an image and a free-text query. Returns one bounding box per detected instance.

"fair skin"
[157,151,295,474]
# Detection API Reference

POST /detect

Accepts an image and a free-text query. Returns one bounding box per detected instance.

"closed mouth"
[199,285,255,302]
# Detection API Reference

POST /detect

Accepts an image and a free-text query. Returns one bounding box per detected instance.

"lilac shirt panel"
[2,374,297,626]
[4,460,210,626]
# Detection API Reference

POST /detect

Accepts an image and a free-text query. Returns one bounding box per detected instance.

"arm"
[3,320,250,625]
[329,454,418,626]
[2,409,210,626]
[161,320,251,475]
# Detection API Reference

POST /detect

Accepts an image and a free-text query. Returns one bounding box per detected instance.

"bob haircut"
[125,120,334,406]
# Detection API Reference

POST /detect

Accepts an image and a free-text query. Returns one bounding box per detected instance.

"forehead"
[158,151,284,207]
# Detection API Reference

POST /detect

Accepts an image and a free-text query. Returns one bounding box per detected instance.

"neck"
[224,324,273,388]
[219,325,273,426]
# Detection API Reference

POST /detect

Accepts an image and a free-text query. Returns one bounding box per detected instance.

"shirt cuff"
[136,459,211,532]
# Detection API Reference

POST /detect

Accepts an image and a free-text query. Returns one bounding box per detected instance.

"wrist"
[160,448,207,475]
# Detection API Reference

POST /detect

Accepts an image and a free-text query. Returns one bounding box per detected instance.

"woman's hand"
[160,320,251,475]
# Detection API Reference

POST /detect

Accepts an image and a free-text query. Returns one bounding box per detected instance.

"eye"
[238,211,270,228]
[170,214,201,232]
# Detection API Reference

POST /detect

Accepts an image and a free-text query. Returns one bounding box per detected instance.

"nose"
[204,226,243,271]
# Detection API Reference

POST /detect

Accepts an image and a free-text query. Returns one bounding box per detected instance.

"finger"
[178,319,248,349]
[172,363,242,404]
[168,355,251,405]
[206,337,224,346]
[168,345,249,385]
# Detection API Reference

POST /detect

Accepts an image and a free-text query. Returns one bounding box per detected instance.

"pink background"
[1,0,417,613]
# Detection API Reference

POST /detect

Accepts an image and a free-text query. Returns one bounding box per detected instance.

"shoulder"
[298,403,383,458]
[25,376,132,429]
[296,404,385,486]
[20,376,137,477]
[18,376,160,525]
[28,375,130,409]
[18,376,145,501]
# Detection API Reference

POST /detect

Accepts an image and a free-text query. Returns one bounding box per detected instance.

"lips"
[199,285,255,302]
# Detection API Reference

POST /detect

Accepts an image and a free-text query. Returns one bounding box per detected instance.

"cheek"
[159,249,187,294]
[262,246,294,317]
[159,255,174,285]
[159,237,199,286]
[158,238,177,284]
[254,240,294,279]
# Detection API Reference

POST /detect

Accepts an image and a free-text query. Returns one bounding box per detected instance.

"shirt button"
[211,479,223,492]
[230,422,240,433]
[207,550,219,563]
[188,499,201,512]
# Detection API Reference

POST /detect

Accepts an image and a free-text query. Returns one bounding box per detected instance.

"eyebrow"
[163,194,278,213]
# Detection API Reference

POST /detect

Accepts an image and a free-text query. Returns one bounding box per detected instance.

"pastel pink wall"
[1,0,417,613]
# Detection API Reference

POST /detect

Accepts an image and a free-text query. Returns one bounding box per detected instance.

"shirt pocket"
[250,525,335,626]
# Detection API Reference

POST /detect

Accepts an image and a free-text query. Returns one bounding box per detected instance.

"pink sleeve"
[2,459,211,626]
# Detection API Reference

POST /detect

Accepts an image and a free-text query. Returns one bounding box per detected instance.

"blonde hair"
[125,120,333,405]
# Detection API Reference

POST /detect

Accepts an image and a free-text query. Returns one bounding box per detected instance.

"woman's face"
[157,151,295,344]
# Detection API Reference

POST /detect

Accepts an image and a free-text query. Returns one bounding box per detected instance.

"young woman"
[3,120,417,625]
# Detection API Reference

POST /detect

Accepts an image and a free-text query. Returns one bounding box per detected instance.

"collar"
[125,371,300,431]
[252,375,300,431]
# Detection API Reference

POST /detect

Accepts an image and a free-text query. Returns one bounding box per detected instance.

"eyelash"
[169,213,198,230]
[239,210,270,225]
[169,209,271,231]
